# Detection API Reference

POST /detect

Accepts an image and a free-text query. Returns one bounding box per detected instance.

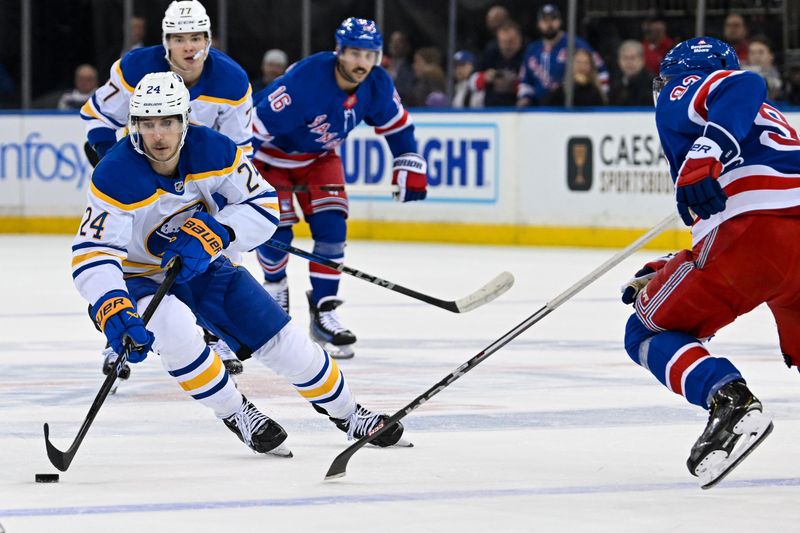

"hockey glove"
[92,140,115,161]
[161,212,231,284]
[91,290,154,363]
[620,253,675,305]
[675,137,727,226]
[392,153,428,202]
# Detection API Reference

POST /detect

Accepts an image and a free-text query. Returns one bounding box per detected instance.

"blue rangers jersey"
[252,52,416,169]
[81,46,253,157]
[71,126,278,306]
[518,34,609,103]
[656,69,800,245]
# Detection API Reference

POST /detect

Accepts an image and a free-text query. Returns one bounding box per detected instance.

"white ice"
[2,235,799,533]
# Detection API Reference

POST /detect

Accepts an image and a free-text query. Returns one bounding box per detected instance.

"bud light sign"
[341,121,499,203]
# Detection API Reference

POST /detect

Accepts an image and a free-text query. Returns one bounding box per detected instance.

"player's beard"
[337,60,370,85]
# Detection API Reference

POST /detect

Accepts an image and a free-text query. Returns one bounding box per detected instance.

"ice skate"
[325,404,411,447]
[204,330,243,375]
[263,277,290,314]
[307,290,356,359]
[223,395,292,457]
[687,380,773,489]
[102,345,131,395]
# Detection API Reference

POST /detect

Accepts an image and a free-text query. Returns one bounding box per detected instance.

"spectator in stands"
[58,64,98,111]
[641,15,674,75]
[724,13,750,63]
[251,48,288,93]
[122,16,147,56]
[385,31,416,103]
[744,36,783,101]
[482,4,511,51]
[407,46,447,108]
[517,4,608,107]
[473,21,524,107]
[544,48,606,107]
[452,50,484,108]
[609,40,653,106]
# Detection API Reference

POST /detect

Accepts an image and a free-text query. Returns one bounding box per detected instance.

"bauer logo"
[341,121,499,203]
[566,137,593,191]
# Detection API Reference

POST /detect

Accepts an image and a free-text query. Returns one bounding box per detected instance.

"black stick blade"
[325,443,362,480]
[43,423,72,472]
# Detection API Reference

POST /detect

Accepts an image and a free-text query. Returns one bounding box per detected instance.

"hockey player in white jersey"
[72,72,406,456]
[81,0,252,378]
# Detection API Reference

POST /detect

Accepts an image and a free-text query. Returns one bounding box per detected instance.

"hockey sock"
[163,345,242,418]
[624,314,742,408]
[256,226,293,282]
[252,322,356,419]
[307,211,346,304]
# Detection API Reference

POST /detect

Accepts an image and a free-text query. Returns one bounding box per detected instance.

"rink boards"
[2,108,787,248]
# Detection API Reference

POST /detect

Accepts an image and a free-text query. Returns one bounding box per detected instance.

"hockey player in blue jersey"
[72,72,406,457]
[251,17,428,359]
[619,36,800,488]
[81,0,252,377]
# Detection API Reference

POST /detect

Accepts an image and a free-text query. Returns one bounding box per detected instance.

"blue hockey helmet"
[659,36,740,79]
[335,17,383,62]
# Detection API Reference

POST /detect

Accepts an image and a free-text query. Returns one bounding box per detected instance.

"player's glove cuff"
[700,122,742,166]
[92,290,136,332]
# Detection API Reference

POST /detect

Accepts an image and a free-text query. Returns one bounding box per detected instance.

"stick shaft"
[325,213,680,478]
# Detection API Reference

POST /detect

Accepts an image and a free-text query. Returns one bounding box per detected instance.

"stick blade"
[454,271,515,313]
[43,423,71,472]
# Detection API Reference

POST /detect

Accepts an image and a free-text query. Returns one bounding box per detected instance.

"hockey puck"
[35,473,59,483]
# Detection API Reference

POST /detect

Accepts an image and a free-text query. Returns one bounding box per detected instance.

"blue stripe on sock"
[294,351,330,388]
[168,346,211,377]
[310,372,344,404]
[191,372,229,400]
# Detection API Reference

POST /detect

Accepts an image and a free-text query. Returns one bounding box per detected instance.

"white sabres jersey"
[81,46,253,157]
[72,126,277,306]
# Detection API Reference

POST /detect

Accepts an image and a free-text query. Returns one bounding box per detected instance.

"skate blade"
[267,443,294,458]
[367,437,414,448]
[318,341,355,360]
[697,411,774,490]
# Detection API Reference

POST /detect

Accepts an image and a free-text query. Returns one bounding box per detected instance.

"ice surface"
[2,235,799,532]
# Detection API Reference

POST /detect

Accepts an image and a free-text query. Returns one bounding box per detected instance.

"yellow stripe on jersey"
[71,250,125,268]
[184,148,243,184]
[298,357,342,399]
[90,182,166,211]
[80,99,101,119]
[179,353,224,392]
[194,85,252,106]
[114,60,135,92]
[121,259,161,269]
[258,201,280,212]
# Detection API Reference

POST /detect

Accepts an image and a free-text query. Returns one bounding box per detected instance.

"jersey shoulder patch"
[92,142,160,208]
[179,126,240,178]
[197,49,251,103]
[119,46,169,90]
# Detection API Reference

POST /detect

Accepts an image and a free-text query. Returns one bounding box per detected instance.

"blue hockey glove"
[91,290,154,363]
[161,212,230,284]
[675,137,727,225]
[392,153,428,202]
[620,253,675,305]
[93,140,115,160]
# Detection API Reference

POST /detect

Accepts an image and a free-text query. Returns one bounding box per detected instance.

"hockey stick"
[264,239,514,313]
[325,213,681,479]
[43,258,182,472]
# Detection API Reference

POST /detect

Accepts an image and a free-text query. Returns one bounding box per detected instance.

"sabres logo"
[145,201,207,257]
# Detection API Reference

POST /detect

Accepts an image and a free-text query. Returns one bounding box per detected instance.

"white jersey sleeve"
[80,60,133,145]
[211,85,254,157]
[213,149,279,253]
[71,187,133,305]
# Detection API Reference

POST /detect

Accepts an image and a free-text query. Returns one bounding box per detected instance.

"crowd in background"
[0,2,795,111]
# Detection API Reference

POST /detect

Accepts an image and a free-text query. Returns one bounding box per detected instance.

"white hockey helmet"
[129,72,191,162]
[162,1,212,67]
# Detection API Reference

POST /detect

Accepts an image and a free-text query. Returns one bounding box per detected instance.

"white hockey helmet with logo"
[129,71,191,161]
[162,1,212,69]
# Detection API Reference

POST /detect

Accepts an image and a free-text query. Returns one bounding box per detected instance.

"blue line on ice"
[3,478,800,517]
